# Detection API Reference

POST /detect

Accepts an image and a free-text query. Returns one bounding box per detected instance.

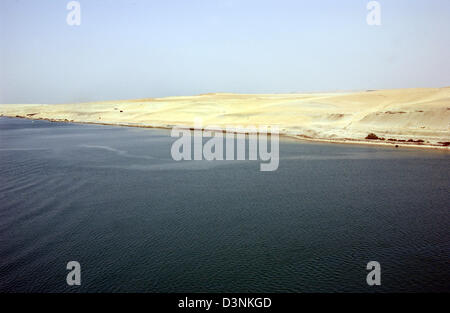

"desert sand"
[1,87,449,149]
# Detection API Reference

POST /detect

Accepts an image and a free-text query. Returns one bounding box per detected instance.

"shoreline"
[3,115,449,151]
[1,88,449,151]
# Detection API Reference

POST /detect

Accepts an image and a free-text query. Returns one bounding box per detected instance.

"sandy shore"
[1,87,449,150]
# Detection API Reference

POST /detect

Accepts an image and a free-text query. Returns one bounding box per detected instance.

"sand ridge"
[1,87,449,149]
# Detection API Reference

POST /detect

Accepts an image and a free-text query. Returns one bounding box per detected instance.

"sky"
[0,0,449,104]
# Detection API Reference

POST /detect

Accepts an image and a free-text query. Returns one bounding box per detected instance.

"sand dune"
[1,87,449,149]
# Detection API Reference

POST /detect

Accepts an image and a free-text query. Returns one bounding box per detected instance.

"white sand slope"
[1,87,449,149]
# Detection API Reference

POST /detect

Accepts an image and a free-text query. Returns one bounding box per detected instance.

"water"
[0,117,449,293]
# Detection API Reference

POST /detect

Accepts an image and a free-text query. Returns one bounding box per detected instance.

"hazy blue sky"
[1,0,449,103]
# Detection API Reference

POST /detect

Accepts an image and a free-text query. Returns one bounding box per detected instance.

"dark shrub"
[365,133,379,140]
